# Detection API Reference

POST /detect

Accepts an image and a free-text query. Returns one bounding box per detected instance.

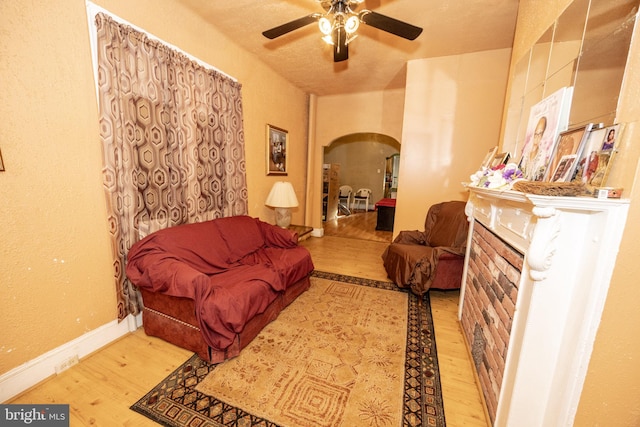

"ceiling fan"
[262,0,423,62]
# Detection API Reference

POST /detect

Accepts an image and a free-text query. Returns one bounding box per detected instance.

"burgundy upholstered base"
[429,253,465,290]
[139,275,311,363]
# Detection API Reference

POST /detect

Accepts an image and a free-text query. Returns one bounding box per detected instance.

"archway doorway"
[322,132,400,242]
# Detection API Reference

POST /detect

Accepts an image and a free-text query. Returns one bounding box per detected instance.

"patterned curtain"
[94,13,248,319]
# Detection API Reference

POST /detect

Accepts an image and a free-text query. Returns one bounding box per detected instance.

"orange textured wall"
[0,0,116,375]
[394,49,511,234]
[0,0,308,375]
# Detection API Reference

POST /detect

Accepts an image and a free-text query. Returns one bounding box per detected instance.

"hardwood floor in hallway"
[322,210,393,243]
[8,232,488,427]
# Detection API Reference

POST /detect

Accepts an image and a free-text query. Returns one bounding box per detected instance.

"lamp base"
[274,207,292,228]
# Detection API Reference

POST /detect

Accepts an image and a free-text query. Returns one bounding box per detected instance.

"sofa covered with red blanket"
[126,215,314,363]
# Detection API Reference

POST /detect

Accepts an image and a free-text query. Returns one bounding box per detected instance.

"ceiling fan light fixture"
[318,17,332,35]
[262,0,423,62]
[345,15,360,34]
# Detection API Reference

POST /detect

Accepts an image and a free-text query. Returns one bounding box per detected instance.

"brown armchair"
[382,200,469,294]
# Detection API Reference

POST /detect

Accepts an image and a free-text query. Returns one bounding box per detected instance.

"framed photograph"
[266,124,288,176]
[573,126,605,183]
[589,150,617,188]
[481,146,498,168]
[544,124,592,181]
[518,87,573,181]
[549,155,578,182]
[490,152,510,168]
[573,124,622,187]
[599,124,620,151]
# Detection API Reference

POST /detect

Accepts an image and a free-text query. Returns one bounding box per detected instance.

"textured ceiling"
[178,0,520,96]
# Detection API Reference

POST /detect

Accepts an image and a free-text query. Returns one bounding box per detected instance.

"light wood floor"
[8,225,488,426]
[322,210,393,243]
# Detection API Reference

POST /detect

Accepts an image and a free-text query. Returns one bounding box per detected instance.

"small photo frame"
[481,146,498,169]
[600,124,620,151]
[490,152,510,168]
[589,149,617,188]
[266,124,288,176]
[573,124,622,187]
[544,124,592,181]
[549,155,578,182]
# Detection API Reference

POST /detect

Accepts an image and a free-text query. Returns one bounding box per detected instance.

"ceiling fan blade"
[360,10,423,40]
[262,15,319,39]
[333,26,349,62]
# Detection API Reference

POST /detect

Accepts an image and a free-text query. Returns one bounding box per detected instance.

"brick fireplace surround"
[459,187,629,426]
[461,221,524,423]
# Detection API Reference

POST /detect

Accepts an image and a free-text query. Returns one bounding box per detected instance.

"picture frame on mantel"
[490,152,510,168]
[545,124,593,182]
[572,126,606,184]
[481,146,498,169]
[572,124,623,187]
[518,87,573,181]
[266,124,288,176]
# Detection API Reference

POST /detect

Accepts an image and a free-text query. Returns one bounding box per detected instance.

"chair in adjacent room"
[381,200,469,294]
[351,188,372,211]
[338,185,353,216]
[338,185,353,206]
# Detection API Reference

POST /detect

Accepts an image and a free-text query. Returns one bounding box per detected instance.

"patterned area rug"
[131,271,445,426]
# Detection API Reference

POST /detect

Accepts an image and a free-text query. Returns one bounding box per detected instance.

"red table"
[375,198,396,209]
[375,198,396,231]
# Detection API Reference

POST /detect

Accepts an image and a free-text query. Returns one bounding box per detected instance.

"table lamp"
[265,181,299,228]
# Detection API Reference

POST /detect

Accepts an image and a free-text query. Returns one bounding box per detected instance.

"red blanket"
[126,216,314,351]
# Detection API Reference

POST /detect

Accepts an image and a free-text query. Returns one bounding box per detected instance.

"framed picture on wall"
[266,124,288,176]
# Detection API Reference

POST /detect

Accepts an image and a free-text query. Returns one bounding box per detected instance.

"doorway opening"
[322,132,400,242]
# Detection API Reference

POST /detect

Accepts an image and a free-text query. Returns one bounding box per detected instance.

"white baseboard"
[0,313,142,403]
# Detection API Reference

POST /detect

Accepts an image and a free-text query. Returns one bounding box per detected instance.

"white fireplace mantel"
[460,186,630,427]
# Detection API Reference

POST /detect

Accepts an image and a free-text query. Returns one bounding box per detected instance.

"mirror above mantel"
[502,0,639,161]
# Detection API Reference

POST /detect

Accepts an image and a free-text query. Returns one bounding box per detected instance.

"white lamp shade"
[265,181,299,208]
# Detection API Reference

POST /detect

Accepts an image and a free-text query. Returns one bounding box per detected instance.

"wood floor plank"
[9,332,190,426]
[7,215,488,426]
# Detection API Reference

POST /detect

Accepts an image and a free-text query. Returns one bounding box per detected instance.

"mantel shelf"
[466,185,629,211]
